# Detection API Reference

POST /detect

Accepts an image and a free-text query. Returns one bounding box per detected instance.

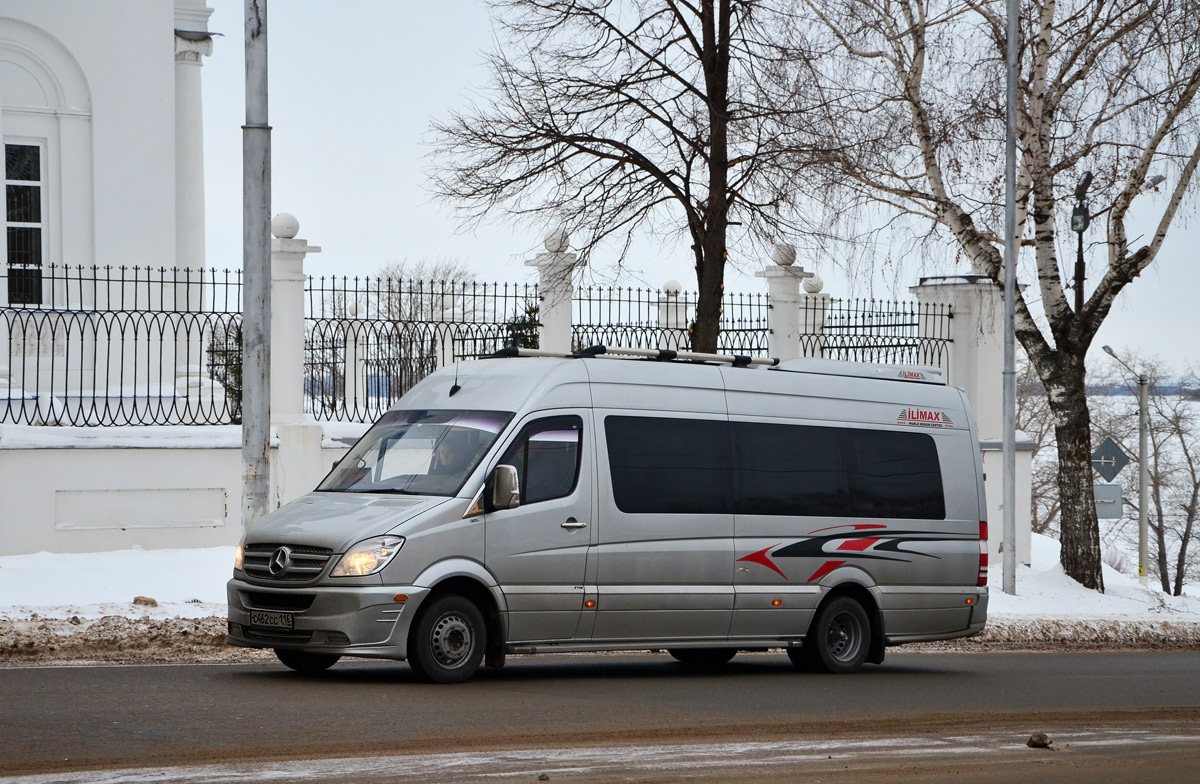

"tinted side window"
[499,416,582,505]
[605,416,731,514]
[848,429,945,519]
[732,422,851,516]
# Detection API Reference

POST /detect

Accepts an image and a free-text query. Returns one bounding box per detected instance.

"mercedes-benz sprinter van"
[227,347,988,682]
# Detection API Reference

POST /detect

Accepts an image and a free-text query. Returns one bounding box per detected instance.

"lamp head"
[1074,171,1094,201]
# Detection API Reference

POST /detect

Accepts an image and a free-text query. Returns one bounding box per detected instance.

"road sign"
[1094,482,1124,520]
[1092,436,1130,482]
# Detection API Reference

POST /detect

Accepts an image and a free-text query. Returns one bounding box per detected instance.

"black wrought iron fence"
[1,265,242,426]
[813,297,953,374]
[2,266,952,427]
[303,276,539,421]
[572,286,770,355]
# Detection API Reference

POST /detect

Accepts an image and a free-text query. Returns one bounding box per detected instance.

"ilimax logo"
[896,408,954,428]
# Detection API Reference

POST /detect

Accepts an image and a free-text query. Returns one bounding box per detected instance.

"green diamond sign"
[1091,436,1130,482]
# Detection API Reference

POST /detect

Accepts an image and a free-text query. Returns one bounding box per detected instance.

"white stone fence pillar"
[526,230,585,353]
[910,274,1034,567]
[269,213,324,507]
[755,244,824,361]
[656,280,690,350]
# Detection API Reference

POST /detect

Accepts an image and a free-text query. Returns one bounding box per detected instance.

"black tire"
[785,644,815,671]
[274,648,340,674]
[408,594,486,684]
[801,596,871,674]
[667,648,738,668]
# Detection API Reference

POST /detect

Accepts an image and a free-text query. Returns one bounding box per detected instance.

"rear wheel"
[798,596,871,674]
[408,595,486,684]
[274,649,340,674]
[667,648,737,668]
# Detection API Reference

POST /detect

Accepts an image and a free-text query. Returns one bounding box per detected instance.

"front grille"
[243,543,333,582]
[246,592,316,612]
[240,625,314,644]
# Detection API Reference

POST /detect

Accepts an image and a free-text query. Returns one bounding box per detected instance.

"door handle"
[560,518,587,531]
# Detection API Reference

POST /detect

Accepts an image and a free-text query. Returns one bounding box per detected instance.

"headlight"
[330,536,405,577]
[233,545,244,572]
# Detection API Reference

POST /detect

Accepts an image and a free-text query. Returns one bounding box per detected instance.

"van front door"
[485,414,592,643]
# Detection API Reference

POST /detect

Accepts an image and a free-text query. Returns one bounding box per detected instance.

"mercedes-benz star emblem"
[268,546,292,576]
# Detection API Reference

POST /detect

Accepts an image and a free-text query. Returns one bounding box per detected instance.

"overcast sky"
[199,0,1199,372]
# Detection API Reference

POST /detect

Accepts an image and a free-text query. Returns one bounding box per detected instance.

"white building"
[1,0,213,302]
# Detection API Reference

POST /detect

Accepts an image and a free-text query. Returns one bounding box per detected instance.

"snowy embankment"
[0,534,1197,663]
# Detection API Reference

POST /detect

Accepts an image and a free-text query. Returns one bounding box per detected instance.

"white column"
[174,11,213,395]
[270,214,324,506]
[755,244,815,361]
[525,229,584,353]
[343,302,366,416]
[174,26,213,275]
[911,275,1032,566]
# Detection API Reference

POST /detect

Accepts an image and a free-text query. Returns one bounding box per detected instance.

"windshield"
[319,410,513,496]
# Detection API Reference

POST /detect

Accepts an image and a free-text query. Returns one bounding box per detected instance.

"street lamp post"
[1072,175,1166,315]
[1071,171,1093,314]
[1103,345,1150,586]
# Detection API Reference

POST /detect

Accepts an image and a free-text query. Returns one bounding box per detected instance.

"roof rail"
[488,345,779,368]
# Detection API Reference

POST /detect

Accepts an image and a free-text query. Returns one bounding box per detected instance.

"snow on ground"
[987,533,1200,621]
[0,546,234,622]
[1,533,1196,624]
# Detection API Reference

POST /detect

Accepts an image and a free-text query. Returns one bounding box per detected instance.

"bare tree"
[1092,361,1200,595]
[792,0,1200,590]
[430,0,819,353]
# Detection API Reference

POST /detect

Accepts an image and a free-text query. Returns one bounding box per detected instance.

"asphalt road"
[2,651,1199,781]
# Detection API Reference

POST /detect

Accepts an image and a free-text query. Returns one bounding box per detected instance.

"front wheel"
[408,595,486,684]
[274,649,340,674]
[799,596,871,674]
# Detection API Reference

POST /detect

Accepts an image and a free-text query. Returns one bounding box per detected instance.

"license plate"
[249,610,294,631]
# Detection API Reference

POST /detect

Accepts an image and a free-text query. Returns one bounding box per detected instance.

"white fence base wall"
[981,443,1035,568]
[0,425,362,556]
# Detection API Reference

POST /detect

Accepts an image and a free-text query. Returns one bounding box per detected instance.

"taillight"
[977,521,988,587]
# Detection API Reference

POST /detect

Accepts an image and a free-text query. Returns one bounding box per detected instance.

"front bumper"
[226,577,432,661]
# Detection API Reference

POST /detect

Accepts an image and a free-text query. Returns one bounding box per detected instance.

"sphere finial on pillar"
[663,279,682,297]
[544,228,570,253]
[272,213,300,239]
[771,244,797,267]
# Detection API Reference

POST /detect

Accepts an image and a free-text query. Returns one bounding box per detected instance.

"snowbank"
[0,534,1197,659]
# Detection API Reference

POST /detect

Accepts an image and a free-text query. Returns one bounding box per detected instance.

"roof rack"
[488,344,779,368]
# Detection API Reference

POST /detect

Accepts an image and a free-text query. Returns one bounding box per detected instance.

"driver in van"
[432,428,473,476]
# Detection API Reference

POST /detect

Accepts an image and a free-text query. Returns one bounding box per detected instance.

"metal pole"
[242,0,271,530]
[1074,229,1084,314]
[1001,0,1019,594]
[1138,373,1149,585]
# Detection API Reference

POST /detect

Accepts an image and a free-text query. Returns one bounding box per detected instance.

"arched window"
[0,19,93,306]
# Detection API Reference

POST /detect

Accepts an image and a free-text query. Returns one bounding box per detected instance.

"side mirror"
[492,464,520,510]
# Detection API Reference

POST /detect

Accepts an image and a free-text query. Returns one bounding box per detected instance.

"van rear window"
[604,416,945,520]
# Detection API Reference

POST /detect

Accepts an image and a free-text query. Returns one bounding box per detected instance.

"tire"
[667,648,737,668]
[408,594,486,684]
[274,648,341,674]
[801,596,871,674]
